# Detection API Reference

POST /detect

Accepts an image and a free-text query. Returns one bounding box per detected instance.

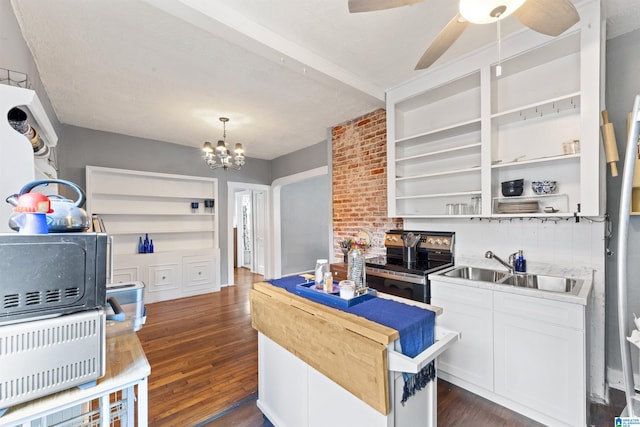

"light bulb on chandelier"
[202,117,246,170]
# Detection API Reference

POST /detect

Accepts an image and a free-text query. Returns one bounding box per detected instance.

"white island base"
[258,333,441,427]
[250,281,460,427]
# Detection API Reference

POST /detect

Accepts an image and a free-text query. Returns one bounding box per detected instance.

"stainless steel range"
[366,230,455,304]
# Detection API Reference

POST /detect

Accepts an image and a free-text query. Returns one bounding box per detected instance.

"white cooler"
[106,281,146,336]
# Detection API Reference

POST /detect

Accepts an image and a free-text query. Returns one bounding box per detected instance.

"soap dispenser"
[514,250,526,273]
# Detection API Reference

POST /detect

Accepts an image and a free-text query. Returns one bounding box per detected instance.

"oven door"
[367,270,429,304]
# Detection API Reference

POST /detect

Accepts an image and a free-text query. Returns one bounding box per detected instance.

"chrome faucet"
[485,250,516,273]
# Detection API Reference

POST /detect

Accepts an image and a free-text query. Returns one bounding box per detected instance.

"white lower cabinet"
[430,283,493,391]
[430,279,587,426]
[113,248,220,303]
[257,333,440,427]
[493,292,585,427]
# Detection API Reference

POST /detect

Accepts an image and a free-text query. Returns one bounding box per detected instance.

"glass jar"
[314,259,329,288]
[472,196,482,215]
[347,247,366,294]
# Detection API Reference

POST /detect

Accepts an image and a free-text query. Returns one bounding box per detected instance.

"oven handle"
[366,268,426,285]
[388,327,461,373]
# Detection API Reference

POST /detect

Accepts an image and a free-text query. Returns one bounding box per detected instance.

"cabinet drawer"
[112,267,138,284]
[431,280,492,308]
[147,263,180,293]
[183,255,214,288]
[493,291,584,330]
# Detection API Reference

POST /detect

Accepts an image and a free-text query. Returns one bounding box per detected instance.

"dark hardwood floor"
[137,268,625,426]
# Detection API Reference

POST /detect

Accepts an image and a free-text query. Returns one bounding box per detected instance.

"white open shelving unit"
[86,166,221,303]
[386,0,602,219]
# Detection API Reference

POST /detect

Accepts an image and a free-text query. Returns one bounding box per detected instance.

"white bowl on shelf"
[531,181,557,195]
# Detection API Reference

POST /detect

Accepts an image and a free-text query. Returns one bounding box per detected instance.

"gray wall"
[271,140,329,181]
[58,124,272,284]
[280,174,330,275]
[604,28,640,376]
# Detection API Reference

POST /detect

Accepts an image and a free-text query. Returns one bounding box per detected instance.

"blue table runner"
[267,275,436,403]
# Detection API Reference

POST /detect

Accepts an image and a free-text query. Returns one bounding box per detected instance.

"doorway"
[235,190,266,274]
[227,182,270,286]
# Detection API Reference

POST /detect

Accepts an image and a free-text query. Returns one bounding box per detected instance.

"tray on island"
[295,282,376,308]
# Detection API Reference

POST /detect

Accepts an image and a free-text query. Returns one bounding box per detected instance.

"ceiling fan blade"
[415,13,468,70]
[513,0,579,37]
[348,0,425,13]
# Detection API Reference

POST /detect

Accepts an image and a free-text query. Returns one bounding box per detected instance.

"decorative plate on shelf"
[356,230,371,246]
[497,201,539,214]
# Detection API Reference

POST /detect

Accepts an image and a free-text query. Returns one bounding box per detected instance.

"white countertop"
[429,256,593,305]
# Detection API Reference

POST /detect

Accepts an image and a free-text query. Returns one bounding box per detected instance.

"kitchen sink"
[499,273,582,294]
[443,266,510,282]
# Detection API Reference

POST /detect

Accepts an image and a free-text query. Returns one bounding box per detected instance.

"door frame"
[227,182,270,286]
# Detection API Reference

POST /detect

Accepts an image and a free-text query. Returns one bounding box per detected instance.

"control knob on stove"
[442,238,450,246]
[428,238,435,244]
[435,238,442,245]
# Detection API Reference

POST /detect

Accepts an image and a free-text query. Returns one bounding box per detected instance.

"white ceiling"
[10,0,640,161]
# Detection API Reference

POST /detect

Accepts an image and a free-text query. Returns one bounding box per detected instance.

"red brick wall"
[332,108,402,261]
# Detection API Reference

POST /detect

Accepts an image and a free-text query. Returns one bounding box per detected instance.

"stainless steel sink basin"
[443,266,510,282]
[499,273,582,294]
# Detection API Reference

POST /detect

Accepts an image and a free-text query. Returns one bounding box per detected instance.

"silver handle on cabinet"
[108,235,114,284]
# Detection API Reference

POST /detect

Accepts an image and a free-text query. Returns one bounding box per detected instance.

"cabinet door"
[112,267,139,284]
[182,253,219,296]
[258,334,308,427]
[494,312,584,426]
[431,281,493,391]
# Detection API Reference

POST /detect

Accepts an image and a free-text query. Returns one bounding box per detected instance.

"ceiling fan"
[348,0,580,70]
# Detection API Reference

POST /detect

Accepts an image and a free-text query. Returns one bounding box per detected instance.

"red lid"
[14,193,54,213]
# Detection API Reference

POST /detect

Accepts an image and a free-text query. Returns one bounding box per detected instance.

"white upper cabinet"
[386,0,602,218]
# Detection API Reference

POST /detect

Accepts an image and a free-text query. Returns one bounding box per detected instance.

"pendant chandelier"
[202,117,246,170]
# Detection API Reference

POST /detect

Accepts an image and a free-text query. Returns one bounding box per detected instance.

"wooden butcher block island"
[250,278,460,427]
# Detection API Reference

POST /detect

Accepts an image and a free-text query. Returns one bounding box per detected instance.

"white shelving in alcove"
[86,166,220,303]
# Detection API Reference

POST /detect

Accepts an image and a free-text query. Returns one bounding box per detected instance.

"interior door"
[236,190,252,271]
[253,190,266,275]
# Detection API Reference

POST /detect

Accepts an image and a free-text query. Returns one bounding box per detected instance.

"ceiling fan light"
[459,0,526,24]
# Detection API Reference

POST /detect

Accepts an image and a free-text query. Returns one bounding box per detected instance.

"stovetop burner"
[366,255,452,276]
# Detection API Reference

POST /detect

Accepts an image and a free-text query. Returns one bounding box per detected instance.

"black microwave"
[0,233,108,324]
